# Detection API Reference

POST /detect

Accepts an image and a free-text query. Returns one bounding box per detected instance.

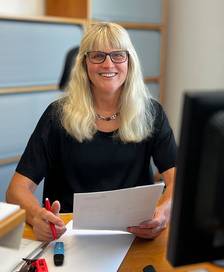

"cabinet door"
[0,21,83,87]
[127,29,161,78]
[46,0,90,19]
[91,0,162,23]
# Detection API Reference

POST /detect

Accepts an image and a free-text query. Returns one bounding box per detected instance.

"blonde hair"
[59,22,154,142]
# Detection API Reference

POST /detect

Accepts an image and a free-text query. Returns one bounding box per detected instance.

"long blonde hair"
[59,22,154,142]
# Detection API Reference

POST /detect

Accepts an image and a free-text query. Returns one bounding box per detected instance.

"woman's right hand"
[32,200,66,241]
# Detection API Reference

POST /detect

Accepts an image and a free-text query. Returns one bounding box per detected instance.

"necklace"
[96,112,119,121]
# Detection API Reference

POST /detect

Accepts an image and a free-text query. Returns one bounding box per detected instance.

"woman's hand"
[127,204,170,239]
[32,200,66,241]
[128,168,175,239]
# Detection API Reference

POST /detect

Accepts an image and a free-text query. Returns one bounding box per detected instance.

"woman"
[6,22,176,241]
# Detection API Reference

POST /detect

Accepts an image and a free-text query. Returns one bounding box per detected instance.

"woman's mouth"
[98,72,117,78]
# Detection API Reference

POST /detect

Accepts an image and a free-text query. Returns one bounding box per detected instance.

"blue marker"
[54,242,64,266]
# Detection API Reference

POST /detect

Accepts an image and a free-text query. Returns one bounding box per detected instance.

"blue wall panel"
[128,30,161,78]
[0,164,16,202]
[0,90,61,159]
[0,21,83,87]
[0,90,60,203]
[147,83,160,101]
[0,163,43,202]
[92,0,162,23]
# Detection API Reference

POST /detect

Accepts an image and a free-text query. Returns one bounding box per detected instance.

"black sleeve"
[151,100,177,173]
[16,103,56,184]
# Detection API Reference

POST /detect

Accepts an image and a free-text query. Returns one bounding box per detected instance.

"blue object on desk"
[54,242,64,266]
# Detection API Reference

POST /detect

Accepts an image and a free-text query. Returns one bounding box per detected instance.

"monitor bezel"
[167,90,224,266]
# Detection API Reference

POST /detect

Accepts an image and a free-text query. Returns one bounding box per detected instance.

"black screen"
[167,91,224,266]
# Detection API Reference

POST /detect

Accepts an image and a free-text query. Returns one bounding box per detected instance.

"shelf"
[0,155,21,166]
[0,84,58,95]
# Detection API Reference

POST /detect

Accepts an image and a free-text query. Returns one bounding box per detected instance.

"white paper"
[73,183,164,231]
[43,221,134,272]
[0,238,45,272]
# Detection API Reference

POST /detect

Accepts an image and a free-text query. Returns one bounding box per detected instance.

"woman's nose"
[101,55,114,67]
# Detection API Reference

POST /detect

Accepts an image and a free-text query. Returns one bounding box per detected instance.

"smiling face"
[86,49,128,96]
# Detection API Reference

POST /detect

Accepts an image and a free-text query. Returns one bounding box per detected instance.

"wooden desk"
[23,214,223,272]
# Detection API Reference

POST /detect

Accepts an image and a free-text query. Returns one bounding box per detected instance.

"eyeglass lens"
[87,51,128,64]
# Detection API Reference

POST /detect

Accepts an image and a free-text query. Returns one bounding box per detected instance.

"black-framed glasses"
[86,50,129,64]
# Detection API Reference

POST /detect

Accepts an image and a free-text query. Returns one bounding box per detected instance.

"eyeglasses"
[86,50,129,64]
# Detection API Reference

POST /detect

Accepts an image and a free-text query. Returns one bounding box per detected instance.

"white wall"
[164,0,224,141]
[0,0,45,16]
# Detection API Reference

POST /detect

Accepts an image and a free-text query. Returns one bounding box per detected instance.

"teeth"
[99,73,116,77]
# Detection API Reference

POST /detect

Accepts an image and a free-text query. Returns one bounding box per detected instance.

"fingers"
[127,224,165,239]
[32,207,66,241]
[35,225,66,241]
[33,214,54,241]
[55,225,67,237]
[127,217,167,239]
[43,208,64,226]
[139,219,167,230]
[51,200,61,216]
[33,222,53,241]
[139,219,160,229]
[128,205,170,239]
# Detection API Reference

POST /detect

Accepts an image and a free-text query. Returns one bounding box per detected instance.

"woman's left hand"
[127,204,169,239]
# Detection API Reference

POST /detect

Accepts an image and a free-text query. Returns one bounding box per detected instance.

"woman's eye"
[94,53,105,59]
[112,52,126,59]
[113,53,121,57]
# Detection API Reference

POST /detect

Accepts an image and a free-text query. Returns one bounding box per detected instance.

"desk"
[23,214,223,272]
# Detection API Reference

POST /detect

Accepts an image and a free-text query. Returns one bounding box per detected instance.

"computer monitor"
[167,91,224,267]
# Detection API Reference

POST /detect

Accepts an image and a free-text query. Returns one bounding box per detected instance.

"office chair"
[58,46,79,90]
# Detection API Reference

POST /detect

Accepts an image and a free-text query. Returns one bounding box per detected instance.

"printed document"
[73,183,164,231]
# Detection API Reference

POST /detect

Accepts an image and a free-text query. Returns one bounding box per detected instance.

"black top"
[16,100,176,212]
